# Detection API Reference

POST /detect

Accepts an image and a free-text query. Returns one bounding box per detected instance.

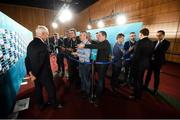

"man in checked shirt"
[77,31,91,101]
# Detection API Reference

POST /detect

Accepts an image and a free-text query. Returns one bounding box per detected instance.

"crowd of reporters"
[25,26,170,109]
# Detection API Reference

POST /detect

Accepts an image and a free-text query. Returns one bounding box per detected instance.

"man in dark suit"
[53,33,65,76]
[145,30,170,95]
[25,25,63,110]
[130,28,154,100]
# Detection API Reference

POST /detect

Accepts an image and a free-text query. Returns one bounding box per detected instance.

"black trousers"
[124,61,133,85]
[68,59,80,87]
[132,67,146,99]
[34,78,57,107]
[57,53,65,73]
[111,64,121,90]
[145,61,161,91]
[95,64,108,100]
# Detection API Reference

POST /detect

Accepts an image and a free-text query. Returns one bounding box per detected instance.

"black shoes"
[94,99,100,107]
[129,95,135,99]
[53,103,63,109]
[120,82,128,87]
[47,102,64,109]
[128,93,141,101]
[38,103,46,111]
[153,90,158,96]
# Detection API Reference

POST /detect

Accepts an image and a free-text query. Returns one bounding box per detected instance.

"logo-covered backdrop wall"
[0,11,33,118]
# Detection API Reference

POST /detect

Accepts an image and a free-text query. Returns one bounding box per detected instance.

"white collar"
[160,39,164,42]
[157,39,164,43]
[83,39,88,44]
[36,37,45,43]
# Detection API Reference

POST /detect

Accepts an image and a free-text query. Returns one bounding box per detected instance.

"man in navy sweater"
[111,33,125,92]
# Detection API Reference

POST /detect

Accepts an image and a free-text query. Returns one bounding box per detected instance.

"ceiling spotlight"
[97,20,104,28]
[87,24,92,29]
[116,15,127,25]
[52,22,58,29]
[58,8,72,23]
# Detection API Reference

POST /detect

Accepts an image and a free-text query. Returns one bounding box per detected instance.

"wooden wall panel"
[0,1,179,62]
[72,0,180,63]
[0,3,63,36]
[173,43,180,53]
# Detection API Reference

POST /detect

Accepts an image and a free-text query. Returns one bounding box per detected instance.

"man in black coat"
[77,31,111,106]
[145,30,170,95]
[65,29,81,88]
[52,33,65,76]
[130,28,154,100]
[25,25,62,110]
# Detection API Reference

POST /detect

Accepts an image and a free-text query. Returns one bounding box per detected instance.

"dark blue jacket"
[124,40,136,62]
[112,42,124,67]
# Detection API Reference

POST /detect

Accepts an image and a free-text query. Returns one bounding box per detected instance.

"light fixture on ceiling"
[52,22,58,29]
[87,24,92,29]
[97,20,105,28]
[58,8,73,23]
[116,15,127,25]
[54,3,73,23]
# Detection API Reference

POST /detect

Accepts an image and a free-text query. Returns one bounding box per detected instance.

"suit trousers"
[132,66,146,99]
[34,78,57,107]
[145,61,161,91]
[57,53,65,73]
[111,64,121,90]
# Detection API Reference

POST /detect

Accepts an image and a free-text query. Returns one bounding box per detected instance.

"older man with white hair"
[25,25,63,110]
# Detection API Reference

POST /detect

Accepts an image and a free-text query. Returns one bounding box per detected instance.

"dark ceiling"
[0,0,98,13]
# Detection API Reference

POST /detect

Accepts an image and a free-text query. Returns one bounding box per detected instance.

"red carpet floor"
[16,62,180,119]
[147,62,180,101]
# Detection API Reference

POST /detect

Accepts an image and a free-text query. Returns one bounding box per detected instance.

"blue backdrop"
[86,22,143,48]
[0,11,33,118]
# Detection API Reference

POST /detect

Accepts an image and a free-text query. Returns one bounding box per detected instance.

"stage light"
[97,20,104,28]
[87,24,92,29]
[58,8,72,23]
[116,15,127,25]
[52,22,58,29]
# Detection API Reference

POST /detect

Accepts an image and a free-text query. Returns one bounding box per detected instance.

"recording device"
[90,49,98,61]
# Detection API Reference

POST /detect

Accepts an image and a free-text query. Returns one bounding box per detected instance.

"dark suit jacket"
[45,37,55,53]
[124,40,136,61]
[131,37,154,71]
[153,39,170,67]
[63,37,70,48]
[65,37,81,55]
[25,37,53,82]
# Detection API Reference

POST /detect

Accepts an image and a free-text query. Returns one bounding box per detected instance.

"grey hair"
[35,25,49,37]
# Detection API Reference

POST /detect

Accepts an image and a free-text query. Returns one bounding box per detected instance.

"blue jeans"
[79,64,91,95]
